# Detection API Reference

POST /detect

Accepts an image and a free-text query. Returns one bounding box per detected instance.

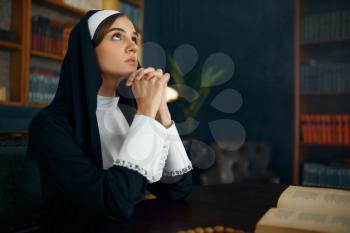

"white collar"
[97,95,120,109]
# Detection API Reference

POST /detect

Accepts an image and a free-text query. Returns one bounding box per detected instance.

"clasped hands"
[125,67,172,128]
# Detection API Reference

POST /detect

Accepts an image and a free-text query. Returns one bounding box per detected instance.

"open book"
[255,185,350,233]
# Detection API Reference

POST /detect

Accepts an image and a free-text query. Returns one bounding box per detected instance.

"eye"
[112,33,122,41]
[132,37,138,44]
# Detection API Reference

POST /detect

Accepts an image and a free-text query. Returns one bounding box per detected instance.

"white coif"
[88,10,120,39]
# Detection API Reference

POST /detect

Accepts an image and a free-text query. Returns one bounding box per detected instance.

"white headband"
[88,10,121,39]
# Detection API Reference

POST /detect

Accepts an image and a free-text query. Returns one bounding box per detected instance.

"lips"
[125,57,137,64]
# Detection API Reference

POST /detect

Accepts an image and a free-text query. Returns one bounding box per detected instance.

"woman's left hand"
[126,68,170,109]
[152,70,170,110]
[126,68,172,128]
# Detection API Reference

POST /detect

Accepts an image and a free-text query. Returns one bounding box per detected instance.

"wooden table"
[99,183,287,233]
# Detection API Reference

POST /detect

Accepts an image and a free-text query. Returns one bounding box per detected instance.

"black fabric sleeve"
[28,116,148,221]
[147,172,193,201]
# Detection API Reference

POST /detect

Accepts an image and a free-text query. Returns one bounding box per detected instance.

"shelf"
[0,40,22,50]
[301,92,350,96]
[0,101,49,108]
[33,0,86,16]
[301,38,350,46]
[300,96,350,114]
[125,0,144,8]
[27,102,49,107]
[0,131,28,137]
[0,101,24,107]
[301,143,350,148]
[31,49,64,61]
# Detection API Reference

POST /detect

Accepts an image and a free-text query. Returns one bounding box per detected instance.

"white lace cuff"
[114,114,170,183]
[162,121,193,177]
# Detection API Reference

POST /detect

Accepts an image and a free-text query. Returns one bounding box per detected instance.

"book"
[32,15,73,56]
[300,114,350,145]
[29,67,59,103]
[255,185,350,233]
[303,163,350,189]
[0,28,18,42]
[0,86,6,101]
[300,61,350,94]
[301,9,350,43]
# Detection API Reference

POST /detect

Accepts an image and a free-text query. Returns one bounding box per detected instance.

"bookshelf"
[294,0,350,189]
[0,0,144,107]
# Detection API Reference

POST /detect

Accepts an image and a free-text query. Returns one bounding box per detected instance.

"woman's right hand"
[128,68,169,119]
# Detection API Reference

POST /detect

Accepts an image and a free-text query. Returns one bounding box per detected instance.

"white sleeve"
[162,120,193,177]
[114,114,170,183]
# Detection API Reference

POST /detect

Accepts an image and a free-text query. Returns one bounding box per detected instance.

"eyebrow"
[107,27,139,37]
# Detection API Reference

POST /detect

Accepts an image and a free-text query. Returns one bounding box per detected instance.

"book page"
[277,185,350,217]
[256,208,350,233]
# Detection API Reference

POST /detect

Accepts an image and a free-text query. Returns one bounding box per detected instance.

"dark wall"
[144,0,295,182]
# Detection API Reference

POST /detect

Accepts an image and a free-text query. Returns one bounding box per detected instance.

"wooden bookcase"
[0,0,144,108]
[293,0,350,187]
[0,0,29,106]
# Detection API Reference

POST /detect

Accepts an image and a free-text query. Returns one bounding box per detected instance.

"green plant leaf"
[201,67,225,87]
[168,55,184,85]
[168,55,226,119]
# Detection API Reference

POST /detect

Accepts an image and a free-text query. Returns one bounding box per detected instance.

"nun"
[26,9,193,233]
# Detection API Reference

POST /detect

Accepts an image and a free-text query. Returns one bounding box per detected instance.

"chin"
[124,67,137,74]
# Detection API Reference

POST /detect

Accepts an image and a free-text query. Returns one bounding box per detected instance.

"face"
[95,16,139,78]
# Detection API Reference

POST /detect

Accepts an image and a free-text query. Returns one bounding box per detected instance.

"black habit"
[26,10,192,233]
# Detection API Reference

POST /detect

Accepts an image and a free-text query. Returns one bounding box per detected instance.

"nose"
[126,38,137,54]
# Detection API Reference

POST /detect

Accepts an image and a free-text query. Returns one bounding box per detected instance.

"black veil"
[26,10,141,169]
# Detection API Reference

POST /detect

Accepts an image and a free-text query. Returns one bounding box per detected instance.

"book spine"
[29,67,60,103]
[301,9,350,42]
[300,114,350,145]
[301,61,350,94]
[31,15,66,55]
[303,162,350,189]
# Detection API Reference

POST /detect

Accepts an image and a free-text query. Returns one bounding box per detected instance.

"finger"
[147,76,163,89]
[162,73,170,84]
[135,67,156,81]
[145,68,163,80]
[156,68,163,76]
[142,72,157,81]
[144,69,163,81]
[127,68,143,84]
[154,68,164,80]
[126,68,144,86]
[126,67,155,86]
[147,75,159,82]
[143,71,156,80]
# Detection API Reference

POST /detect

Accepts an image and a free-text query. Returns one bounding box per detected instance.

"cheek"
[96,44,124,72]
[95,42,137,76]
